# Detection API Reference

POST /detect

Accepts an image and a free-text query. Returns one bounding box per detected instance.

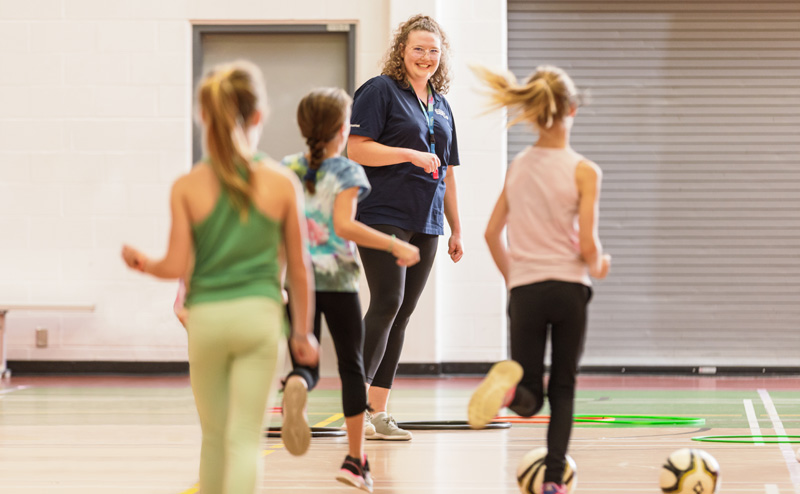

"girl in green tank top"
[187,153,283,306]
[122,61,318,494]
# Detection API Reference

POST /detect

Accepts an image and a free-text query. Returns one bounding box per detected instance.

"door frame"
[191,23,357,163]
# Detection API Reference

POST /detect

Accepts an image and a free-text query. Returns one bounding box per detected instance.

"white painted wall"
[434,0,508,363]
[0,0,507,366]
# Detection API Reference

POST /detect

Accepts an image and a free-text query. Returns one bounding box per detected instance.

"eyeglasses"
[409,46,441,59]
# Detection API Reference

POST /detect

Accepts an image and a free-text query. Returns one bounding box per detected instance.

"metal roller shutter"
[507,0,800,368]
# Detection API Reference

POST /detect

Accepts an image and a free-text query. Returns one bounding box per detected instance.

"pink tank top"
[505,146,591,289]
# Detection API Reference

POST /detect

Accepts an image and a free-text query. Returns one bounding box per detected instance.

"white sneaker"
[467,360,523,429]
[364,411,376,437]
[367,411,412,441]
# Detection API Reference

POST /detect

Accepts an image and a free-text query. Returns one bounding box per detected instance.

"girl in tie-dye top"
[279,87,419,492]
[282,153,369,292]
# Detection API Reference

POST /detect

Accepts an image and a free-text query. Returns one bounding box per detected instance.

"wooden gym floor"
[1,373,800,493]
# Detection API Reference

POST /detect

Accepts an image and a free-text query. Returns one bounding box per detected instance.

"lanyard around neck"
[414,83,435,155]
[414,83,439,179]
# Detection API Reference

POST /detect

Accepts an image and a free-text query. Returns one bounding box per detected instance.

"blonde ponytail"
[529,78,558,129]
[472,64,578,129]
[198,62,266,220]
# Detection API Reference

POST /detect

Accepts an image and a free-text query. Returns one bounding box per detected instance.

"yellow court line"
[262,447,281,457]
[178,484,199,494]
[313,412,345,428]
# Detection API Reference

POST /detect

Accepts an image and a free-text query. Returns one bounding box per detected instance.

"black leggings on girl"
[507,280,592,483]
[358,225,439,389]
[286,291,368,417]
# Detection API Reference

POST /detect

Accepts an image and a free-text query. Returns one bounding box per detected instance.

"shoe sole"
[345,427,376,438]
[467,360,523,429]
[365,432,412,441]
[281,379,311,456]
[335,472,372,492]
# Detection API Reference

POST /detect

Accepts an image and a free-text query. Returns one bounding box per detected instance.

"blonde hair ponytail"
[472,64,578,129]
[198,62,266,219]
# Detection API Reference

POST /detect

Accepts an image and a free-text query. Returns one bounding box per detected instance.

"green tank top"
[186,182,282,307]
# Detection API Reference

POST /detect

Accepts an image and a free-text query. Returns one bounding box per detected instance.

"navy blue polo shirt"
[349,75,460,235]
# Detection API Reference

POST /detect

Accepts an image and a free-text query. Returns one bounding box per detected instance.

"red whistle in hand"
[432,169,439,179]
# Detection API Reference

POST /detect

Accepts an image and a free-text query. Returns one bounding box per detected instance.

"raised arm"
[122,178,193,280]
[575,160,610,279]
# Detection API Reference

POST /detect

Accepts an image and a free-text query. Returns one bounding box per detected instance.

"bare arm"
[576,160,610,279]
[348,135,439,174]
[484,188,511,283]
[332,187,420,266]
[122,178,193,279]
[443,166,463,263]
[277,243,289,304]
[282,173,315,339]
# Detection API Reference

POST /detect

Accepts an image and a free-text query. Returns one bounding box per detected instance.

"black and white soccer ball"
[516,447,577,494]
[659,448,720,494]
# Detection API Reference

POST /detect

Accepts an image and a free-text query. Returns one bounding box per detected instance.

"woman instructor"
[348,14,463,441]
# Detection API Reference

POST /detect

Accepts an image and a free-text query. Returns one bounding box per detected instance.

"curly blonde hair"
[381,14,452,94]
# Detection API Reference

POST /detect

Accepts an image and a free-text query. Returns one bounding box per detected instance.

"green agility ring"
[574,415,706,426]
[692,435,800,444]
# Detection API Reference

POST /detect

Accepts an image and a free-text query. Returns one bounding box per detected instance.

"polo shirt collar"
[392,76,442,103]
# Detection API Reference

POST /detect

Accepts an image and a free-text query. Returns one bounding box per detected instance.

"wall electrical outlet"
[35,327,48,348]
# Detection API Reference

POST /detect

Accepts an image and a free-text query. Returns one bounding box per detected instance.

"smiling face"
[402,30,441,85]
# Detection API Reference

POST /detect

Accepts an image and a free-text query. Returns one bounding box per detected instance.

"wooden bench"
[0,304,96,378]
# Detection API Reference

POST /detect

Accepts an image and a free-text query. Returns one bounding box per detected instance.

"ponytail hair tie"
[303,167,317,184]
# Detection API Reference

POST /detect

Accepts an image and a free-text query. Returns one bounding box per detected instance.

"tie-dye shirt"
[282,153,371,292]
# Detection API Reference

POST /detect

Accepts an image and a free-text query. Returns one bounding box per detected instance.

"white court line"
[0,385,28,395]
[758,389,800,494]
[745,398,765,446]
[766,484,780,494]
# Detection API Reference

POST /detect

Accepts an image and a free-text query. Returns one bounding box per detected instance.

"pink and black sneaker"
[543,481,567,494]
[335,454,373,492]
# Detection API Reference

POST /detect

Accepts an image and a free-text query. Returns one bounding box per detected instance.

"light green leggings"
[186,297,285,494]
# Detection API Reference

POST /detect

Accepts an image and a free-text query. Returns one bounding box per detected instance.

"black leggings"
[359,225,439,389]
[286,292,368,418]
[507,280,592,483]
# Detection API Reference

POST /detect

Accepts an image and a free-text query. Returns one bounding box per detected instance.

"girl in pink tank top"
[466,65,611,494]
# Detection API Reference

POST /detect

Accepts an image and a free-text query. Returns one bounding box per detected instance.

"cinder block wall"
[0,0,508,366]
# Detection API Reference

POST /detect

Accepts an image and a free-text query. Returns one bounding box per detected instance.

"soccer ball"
[659,448,720,494]
[517,447,577,494]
